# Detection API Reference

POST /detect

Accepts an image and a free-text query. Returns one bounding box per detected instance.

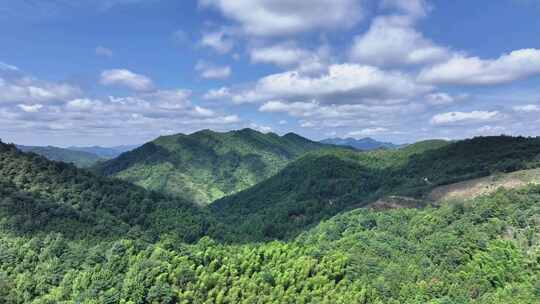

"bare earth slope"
[427,168,540,203]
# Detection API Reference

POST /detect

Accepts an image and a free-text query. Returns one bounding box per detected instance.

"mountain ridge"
[16,144,103,167]
[93,128,333,205]
[320,136,400,150]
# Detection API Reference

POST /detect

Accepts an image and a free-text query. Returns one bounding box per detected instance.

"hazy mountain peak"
[320,137,398,150]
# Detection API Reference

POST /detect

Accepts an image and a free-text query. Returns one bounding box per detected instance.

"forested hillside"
[1,136,540,303]
[16,145,103,168]
[1,184,539,303]
[0,141,211,242]
[213,136,540,241]
[93,128,328,205]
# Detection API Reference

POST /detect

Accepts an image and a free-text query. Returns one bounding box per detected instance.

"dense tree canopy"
[1,135,540,303]
[93,129,329,205]
[213,136,540,241]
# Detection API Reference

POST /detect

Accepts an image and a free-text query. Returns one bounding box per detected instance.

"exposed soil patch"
[427,168,540,204]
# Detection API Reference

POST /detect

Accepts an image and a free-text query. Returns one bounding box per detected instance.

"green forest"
[93,129,328,205]
[1,133,540,303]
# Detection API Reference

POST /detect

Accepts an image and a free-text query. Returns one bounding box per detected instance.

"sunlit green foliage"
[0,141,211,242]
[213,136,540,241]
[1,185,539,303]
[93,129,329,205]
[1,136,540,303]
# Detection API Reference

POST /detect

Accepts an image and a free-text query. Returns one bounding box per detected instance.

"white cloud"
[232,63,431,104]
[66,98,102,111]
[100,69,154,91]
[0,77,81,104]
[380,0,430,18]
[195,61,231,79]
[17,104,43,113]
[424,92,469,106]
[200,29,234,53]
[350,16,450,67]
[203,87,231,99]
[199,0,362,36]
[347,127,389,137]
[259,100,423,130]
[418,49,540,85]
[0,62,19,71]
[512,104,540,113]
[248,122,272,133]
[476,125,506,135]
[430,111,501,125]
[249,43,312,66]
[95,46,113,57]
[300,121,315,128]
[259,100,319,115]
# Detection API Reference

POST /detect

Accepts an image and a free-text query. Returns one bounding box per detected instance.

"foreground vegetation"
[1,185,539,303]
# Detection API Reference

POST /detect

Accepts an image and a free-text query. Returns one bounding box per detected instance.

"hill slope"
[212,136,540,241]
[94,128,329,205]
[16,145,103,167]
[320,137,399,150]
[0,141,210,242]
[1,182,538,303]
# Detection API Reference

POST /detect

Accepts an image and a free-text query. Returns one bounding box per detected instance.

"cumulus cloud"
[195,61,231,79]
[259,99,423,130]
[380,0,430,18]
[430,111,502,125]
[203,87,231,100]
[17,104,43,113]
[350,16,450,67]
[1,88,241,142]
[347,127,389,137]
[95,46,113,57]
[232,63,431,104]
[249,43,313,66]
[248,122,272,133]
[476,125,506,135]
[199,0,362,36]
[100,69,154,91]
[200,29,235,53]
[512,104,540,112]
[418,49,540,85]
[424,92,469,106]
[0,76,81,104]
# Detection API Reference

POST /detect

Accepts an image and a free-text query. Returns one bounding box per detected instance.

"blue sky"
[1,0,540,146]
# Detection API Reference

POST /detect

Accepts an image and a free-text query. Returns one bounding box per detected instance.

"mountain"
[212,136,540,241]
[0,141,210,241]
[1,136,540,303]
[93,128,330,205]
[320,137,399,150]
[68,144,140,158]
[16,145,103,167]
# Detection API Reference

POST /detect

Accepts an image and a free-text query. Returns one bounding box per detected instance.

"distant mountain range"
[68,144,140,158]
[320,137,400,150]
[15,144,140,167]
[16,145,104,168]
